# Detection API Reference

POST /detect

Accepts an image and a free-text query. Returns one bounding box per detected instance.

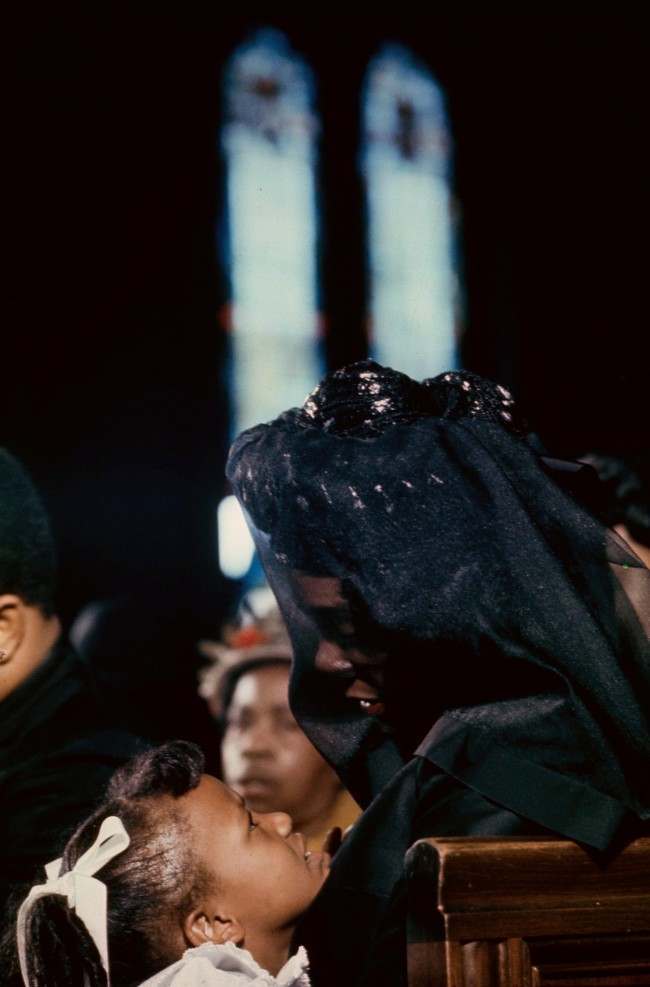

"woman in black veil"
[227,362,650,987]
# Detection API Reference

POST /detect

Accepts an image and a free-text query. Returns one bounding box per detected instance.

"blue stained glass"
[222,29,321,436]
[363,45,460,378]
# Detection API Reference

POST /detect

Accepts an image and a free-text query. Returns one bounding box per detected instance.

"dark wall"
[6,14,647,627]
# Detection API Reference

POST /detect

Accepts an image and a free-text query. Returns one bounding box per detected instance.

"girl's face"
[183,775,330,933]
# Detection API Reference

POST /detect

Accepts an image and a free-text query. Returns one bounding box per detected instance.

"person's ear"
[0,595,26,663]
[183,908,245,948]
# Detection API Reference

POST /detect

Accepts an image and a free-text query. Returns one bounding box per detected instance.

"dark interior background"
[6,14,647,739]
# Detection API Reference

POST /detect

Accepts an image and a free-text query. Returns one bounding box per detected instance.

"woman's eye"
[248,812,258,831]
[226,713,253,731]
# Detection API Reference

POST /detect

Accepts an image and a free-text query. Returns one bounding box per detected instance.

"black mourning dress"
[227,363,650,987]
[0,639,146,920]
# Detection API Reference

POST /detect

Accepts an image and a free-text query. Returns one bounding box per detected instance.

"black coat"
[0,639,146,918]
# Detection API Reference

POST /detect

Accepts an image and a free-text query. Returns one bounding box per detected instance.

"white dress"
[138,943,311,987]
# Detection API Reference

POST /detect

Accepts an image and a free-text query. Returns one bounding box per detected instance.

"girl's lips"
[304,849,331,873]
[290,834,331,873]
[288,831,307,860]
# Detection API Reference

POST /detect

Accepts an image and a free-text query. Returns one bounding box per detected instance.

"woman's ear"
[0,594,25,661]
[184,909,245,948]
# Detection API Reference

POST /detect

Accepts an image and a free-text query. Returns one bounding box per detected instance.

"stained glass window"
[363,45,460,378]
[220,29,320,580]
[222,28,321,437]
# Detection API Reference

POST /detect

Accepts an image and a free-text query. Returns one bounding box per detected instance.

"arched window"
[219,29,321,579]
[222,28,321,438]
[362,45,460,378]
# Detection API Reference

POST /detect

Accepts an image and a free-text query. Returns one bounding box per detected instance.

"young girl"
[10,741,332,986]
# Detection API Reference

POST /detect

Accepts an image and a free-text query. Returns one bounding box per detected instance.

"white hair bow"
[17,815,130,987]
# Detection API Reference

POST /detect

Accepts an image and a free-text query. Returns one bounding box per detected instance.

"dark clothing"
[227,363,650,986]
[295,752,650,987]
[0,638,146,916]
[228,396,650,837]
[294,758,551,987]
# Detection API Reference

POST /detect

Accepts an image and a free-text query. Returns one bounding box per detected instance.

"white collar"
[139,942,311,987]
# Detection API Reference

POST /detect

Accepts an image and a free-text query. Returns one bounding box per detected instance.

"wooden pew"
[405,835,650,986]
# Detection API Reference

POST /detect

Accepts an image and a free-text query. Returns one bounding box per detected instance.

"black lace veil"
[227,362,650,845]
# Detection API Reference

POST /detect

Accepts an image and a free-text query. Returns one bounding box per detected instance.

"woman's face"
[289,571,453,758]
[221,664,342,828]
[290,572,388,716]
[184,775,329,933]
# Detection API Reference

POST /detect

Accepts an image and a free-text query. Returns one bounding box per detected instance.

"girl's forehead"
[187,774,244,822]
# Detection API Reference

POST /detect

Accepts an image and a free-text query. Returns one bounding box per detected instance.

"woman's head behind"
[220,660,343,834]
[199,589,349,843]
[18,741,329,987]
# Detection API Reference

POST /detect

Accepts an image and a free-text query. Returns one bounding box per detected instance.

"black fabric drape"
[227,363,650,985]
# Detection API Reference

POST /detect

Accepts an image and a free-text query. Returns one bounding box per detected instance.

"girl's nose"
[257,810,293,838]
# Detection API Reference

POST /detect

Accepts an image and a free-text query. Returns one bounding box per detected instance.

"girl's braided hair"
[2,740,210,987]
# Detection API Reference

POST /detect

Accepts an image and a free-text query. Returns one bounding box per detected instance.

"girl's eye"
[248,811,258,832]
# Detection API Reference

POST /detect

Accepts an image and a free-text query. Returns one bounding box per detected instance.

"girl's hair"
[5,740,210,987]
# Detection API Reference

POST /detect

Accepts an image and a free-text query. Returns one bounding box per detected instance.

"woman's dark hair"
[0,449,56,615]
[8,741,209,987]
